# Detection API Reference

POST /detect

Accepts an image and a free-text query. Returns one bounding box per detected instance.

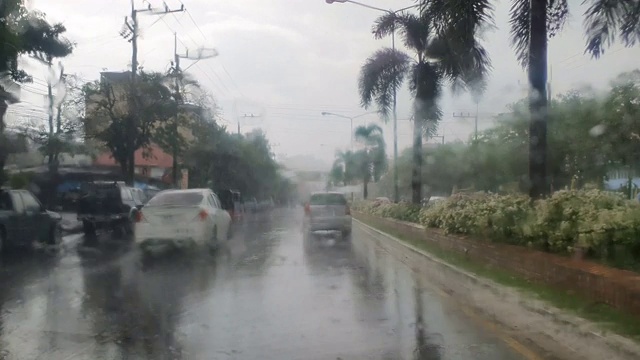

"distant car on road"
[133,188,232,253]
[0,188,62,251]
[303,191,352,239]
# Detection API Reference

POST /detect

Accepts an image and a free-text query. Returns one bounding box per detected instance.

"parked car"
[133,188,232,253]
[77,181,145,236]
[219,189,243,222]
[0,188,62,251]
[244,198,258,213]
[303,191,352,239]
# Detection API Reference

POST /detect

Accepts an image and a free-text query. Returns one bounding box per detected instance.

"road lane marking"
[354,220,544,360]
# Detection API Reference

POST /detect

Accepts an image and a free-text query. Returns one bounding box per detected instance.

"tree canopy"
[370,69,640,199]
[82,71,176,184]
[359,11,487,204]
[329,123,387,199]
[186,124,294,204]
[0,0,74,184]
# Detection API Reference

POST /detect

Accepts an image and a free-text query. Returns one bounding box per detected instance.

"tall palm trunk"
[411,116,423,204]
[528,0,549,198]
[363,176,369,199]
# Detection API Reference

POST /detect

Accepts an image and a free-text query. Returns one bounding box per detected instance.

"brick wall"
[354,211,640,317]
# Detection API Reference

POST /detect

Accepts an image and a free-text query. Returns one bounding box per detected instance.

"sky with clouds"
[7,0,640,171]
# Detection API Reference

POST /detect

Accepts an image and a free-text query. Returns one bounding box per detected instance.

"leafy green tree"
[359,12,487,204]
[185,123,291,203]
[599,70,640,197]
[23,72,84,164]
[83,72,175,184]
[332,150,360,186]
[329,159,345,187]
[419,0,640,198]
[0,0,74,184]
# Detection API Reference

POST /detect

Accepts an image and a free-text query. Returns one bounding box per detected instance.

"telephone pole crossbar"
[453,111,478,142]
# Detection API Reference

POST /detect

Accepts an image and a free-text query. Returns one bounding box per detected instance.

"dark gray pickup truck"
[77,181,146,236]
[0,188,62,252]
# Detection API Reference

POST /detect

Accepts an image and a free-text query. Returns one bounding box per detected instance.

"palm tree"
[419,0,640,198]
[354,124,387,199]
[359,12,488,204]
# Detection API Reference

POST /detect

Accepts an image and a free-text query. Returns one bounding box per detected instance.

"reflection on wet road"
[0,209,525,359]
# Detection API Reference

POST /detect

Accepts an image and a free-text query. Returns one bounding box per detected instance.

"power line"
[158,16,227,96]
[221,63,246,98]
[176,1,244,98]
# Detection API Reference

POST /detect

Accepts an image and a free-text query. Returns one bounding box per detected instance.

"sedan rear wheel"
[208,226,218,254]
[0,228,5,253]
[48,224,63,245]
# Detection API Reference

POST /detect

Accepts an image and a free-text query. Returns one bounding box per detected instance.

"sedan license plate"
[175,228,192,235]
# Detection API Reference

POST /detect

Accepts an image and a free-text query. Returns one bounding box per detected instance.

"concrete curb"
[355,218,640,360]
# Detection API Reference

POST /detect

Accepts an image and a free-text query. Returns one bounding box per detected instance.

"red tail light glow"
[199,210,208,221]
[134,211,145,223]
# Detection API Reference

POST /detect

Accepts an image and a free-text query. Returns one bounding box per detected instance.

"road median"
[354,211,640,360]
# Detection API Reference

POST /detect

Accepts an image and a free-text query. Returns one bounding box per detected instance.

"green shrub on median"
[355,190,640,268]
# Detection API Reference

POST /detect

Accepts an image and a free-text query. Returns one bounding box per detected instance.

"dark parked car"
[0,188,62,251]
[219,189,243,222]
[77,181,145,236]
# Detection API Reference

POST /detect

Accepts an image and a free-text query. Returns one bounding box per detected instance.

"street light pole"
[391,29,399,203]
[325,0,419,203]
[321,111,377,151]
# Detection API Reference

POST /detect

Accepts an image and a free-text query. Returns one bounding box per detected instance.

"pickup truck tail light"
[134,211,145,223]
[345,205,351,215]
[304,203,311,216]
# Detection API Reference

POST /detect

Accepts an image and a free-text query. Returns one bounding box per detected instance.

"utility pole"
[239,114,258,135]
[121,0,184,185]
[453,111,478,142]
[547,65,553,104]
[169,32,217,186]
[454,110,480,190]
[172,32,181,187]
[431,134,445,144]
[46,61,65,165]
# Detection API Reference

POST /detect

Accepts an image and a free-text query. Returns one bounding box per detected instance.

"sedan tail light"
[134,211,145,223]
[198,209,208,221]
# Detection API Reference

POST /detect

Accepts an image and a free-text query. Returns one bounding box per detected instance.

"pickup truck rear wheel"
[82,220,96,236]
[48,224,62,245]
[0,227,5,253]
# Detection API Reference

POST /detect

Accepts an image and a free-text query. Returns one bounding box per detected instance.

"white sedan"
[134,188,232,252]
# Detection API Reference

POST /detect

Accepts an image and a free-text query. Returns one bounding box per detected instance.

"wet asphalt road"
[0,209,526,360]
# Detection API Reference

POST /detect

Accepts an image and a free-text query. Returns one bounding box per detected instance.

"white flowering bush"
[420,193,532,244]
[522,190,632,254]
[355,189,640,268]
[352,200,421,223]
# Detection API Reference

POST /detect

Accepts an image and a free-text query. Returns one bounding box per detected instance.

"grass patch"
[359,217,640,342]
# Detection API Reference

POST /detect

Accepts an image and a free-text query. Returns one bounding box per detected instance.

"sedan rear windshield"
[310,193,347,205]
[146,192,203,207]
